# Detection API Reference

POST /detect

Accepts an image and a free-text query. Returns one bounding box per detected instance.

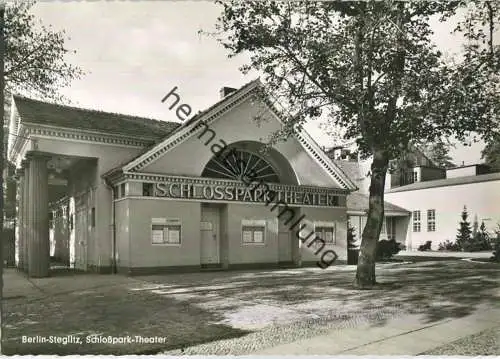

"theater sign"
[152,180,341,207]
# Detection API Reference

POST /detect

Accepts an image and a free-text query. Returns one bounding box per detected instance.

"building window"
[202,149,280,183]
[412,210,421,232]
[315,224,335,244]
[90,207,96,228]
[143,183,154,196]
[242,219,266,244]
[427,209,436,232]
[404,171,418,184]
[151,218,181,245]
[120,183,126,198]
[113,186,119,199]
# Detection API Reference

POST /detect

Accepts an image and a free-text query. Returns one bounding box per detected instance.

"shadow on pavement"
[3,260,499,354]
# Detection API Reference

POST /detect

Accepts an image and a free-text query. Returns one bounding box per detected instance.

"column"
[291,209,303,267]
[16,169,25,270]
[27,153,50,277]
[22,161,30,273]
[292,235,302,267]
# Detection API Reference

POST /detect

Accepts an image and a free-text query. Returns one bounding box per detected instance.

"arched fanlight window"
[202,149,280,183]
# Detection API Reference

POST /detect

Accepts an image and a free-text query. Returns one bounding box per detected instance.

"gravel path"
[163,307,420,355]
[421,326,500,356]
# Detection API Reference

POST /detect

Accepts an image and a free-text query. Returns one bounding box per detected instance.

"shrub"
[376,239,403,260]
[461,222,492,252]
[418,240,432,251]
[478,222,492,250]
[456,206,472,250]
[347,220,357,250]
[491,225,500,262]
[463,232,491,252]
[438,240,461,251]
[347,220,359,265]
[491,239,500,262]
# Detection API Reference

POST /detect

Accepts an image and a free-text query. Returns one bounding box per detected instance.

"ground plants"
[438,240,461,252]
[491,225,500,262]
[376,239,403,261]
[418,241,432,252]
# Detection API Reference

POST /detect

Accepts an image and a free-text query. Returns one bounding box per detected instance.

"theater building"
[8,79,357,277]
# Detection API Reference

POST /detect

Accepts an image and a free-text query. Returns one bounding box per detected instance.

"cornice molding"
[9,122,156,167]
[125,81,261,172]
[110,171,350,196]
[262,96,358,191]
[23,122,156,148]
[8,124,29,164]
[119,195,348,210]
[347,209,410,217]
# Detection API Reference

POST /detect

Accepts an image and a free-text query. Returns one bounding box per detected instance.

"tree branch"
[384,3,407,145]
[5,43,46,76]
[485,1,494,59]
[279,43,357,111]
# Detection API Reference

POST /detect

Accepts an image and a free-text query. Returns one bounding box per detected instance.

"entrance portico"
[8,95,175,277]
[14,151,94,277]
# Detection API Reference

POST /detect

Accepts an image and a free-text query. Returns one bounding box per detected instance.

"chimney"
[220,86,237,99]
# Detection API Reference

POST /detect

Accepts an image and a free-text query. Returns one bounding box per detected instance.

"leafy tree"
[208,1,500,288]
[424,141,455,169]
[2,1,83,230]
[481,134,500,171]
[5,0,84,102]
[456,206,472,251]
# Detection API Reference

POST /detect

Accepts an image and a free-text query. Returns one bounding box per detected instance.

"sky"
[29,1,486,165]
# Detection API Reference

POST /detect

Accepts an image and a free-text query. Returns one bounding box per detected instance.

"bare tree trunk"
[355,148,389,289]
[0,3,5,353]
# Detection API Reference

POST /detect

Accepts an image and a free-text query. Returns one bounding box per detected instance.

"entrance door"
[200,206,220,265]
[74,207,88,270]
[278,231,292,263]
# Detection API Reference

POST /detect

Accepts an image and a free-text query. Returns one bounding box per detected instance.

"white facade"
[331,148,499,251]
[385,174,500,250]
